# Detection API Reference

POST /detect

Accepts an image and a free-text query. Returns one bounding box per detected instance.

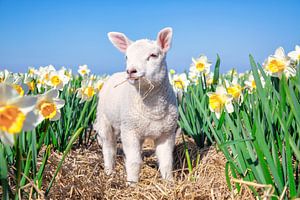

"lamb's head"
[108,27,173,87]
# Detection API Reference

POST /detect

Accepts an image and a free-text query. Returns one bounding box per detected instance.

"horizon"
[0,0,300,75]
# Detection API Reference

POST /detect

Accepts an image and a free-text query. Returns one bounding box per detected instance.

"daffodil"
[226,69,238,77]
[0,70,14,84]
[225,77,243,104]
[46,69,70,90]
[244,74,265,93]
[76,79,97,103]
[205,72,214,86]
[38,65,56,82]
[36,65,56,91]
[0,84,37,146]
[78,65,90,77]
[34,89,65,125]
[24,74,36,92]
[11,76,29,96]
[28,67,38,76]
[263,47,295,79]
[188,70,199,84]
[207,86,234,119]
[288,45,300,63]
[94,79,105,91]
[0,71,4,83]
[190,55,211,76]
[171,73,190,92]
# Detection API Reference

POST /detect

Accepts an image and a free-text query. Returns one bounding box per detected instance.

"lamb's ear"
[156,27,173,52]
[107,32,132,53]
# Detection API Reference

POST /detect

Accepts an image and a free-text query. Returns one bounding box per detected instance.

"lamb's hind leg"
[95,114,116,175]
[155,133,176,180]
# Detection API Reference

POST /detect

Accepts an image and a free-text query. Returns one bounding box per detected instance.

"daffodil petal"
[10,96,37,114]
[45,89,59,99]
[50,110,61,121]
[53,99,65,109]
[22,111,37,131]
[0,84,19,103]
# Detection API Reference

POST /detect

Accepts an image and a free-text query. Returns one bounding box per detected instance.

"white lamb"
[94,27,178,184]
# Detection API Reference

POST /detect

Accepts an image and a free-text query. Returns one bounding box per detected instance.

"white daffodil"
[287,45,300,63]
[244,74,265,93]
[0,70,14,84]
[190,55,212,76]
[205,72,214,86]
[226,77,243,104]
[11,76,29,96]
[263,47,296,79]
[226,69,238,77]
[207,85,234,119]
[28,67,38,77]
[188,70,200,84]
[63,67,73,81]
[0,84,37,146]
[38,65,56,81]
[34,89,65,125]
[76,79,97,103]
[24,73,36,92]
[36,65,56,92]
[171,73,190,92]
[78,65,90,77]
[46,69,70,90]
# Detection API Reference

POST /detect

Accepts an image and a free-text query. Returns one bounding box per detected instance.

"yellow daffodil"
[263,47,295,79]
[0,84,37,146]
[34,89,65,125]
[78,65,90,77]
[207,86,234,119]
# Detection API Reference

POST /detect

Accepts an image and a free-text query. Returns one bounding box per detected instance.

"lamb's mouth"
[127,75,144,83]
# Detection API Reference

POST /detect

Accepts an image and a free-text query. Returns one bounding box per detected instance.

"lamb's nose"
[126,68,137,75]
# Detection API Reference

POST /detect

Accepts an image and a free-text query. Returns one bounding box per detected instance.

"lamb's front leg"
[95,115,116,175]
[155,134,175,180]
[121,131,142,184]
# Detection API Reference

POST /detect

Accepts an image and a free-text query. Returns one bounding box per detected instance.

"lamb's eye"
[125,55,128,60]
[147,53,158,61]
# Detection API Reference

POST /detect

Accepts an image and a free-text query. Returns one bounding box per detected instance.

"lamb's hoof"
[162,174,173,181]
[126,180,137,187]
[104,168,114,176]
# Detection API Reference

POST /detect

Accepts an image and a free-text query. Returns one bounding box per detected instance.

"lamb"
[94,27,178,184]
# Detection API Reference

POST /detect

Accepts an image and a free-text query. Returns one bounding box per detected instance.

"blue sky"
[0,0,299,75]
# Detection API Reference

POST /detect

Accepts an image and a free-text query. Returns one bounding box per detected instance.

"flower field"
[0,45,300,199]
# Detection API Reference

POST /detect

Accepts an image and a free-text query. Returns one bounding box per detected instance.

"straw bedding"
[41,135,254,200]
